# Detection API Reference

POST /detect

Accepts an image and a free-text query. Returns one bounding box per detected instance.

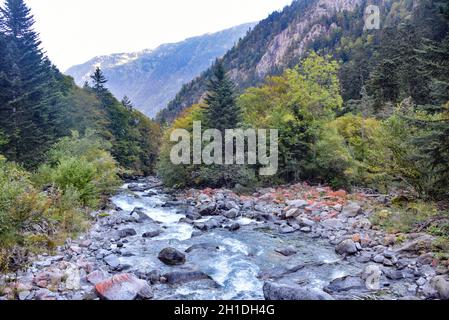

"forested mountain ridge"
[157,0,449,123]
[66,23,256,117]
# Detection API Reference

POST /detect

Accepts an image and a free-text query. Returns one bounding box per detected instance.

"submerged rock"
[275,247,297,257]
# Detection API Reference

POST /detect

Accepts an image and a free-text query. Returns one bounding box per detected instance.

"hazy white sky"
[9,0,294,70]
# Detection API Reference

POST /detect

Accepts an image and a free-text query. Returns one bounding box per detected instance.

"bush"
[33,131,121,207]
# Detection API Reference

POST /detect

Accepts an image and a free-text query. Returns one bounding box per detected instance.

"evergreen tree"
[121,95,133,111]
[90,67,107,94]
[0,0,64,167]
[203,61,241,132]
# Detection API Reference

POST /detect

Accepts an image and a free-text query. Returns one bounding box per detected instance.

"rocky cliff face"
[255,0,362,78]
[65,23,256,117]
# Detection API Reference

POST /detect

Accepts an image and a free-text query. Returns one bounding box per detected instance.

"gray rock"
[104,255,120,269]
[142,230,161,238]
[18,290,31,301]
[225,201,239,211]
[158,248,186,266]
[394,235,434,254]
[263,282,334,300]
[279,225,296,234]
[224,208,239,219]
[117,228,137,239]
[416,277,427,287]
[362,265,382,291]
[297,217,315,227]
[286,200,308,208]
[341,202,363,217]
[198,202,217,216]
[384,269,404,280]
[285,208,300,218]
[335,239,358,255]
[321,218,345,230]
[431,276,449,300]
[325,276,366,293]
[163,271,211,284]
[275,247,297,257]
[185,243,220,253]
[373,254,385,264]
[229,223,241,232]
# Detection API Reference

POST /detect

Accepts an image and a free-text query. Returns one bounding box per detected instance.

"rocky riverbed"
[1,177,448,300]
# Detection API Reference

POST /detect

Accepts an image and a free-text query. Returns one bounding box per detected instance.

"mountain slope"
[157,0,449,123]
[66,23,256,117]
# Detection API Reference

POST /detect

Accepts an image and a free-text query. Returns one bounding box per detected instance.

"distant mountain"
[65,23,256,117]
[157,0,449,123]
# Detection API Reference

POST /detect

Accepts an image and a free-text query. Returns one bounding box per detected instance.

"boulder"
[395,235,434,254]
[198,202,217,216]
[335,239,358,255]
[325,276,366,293]
[229,223,241,232]
[142,230,161,238]
[341,202,363,217]
[64,265,81,290]
[362,265,382,291]
[279,224,296,234]
[285,208,300,218]
[158,248,186,266]
[431,276,449,300]
[263,282,334,300]
[104,255,120,269]
[286,200,308,208]
[224,208,239,219]
[117,228,137,239]
[95,273,153,300]
[321,218,345,230]
[163,271,211,285]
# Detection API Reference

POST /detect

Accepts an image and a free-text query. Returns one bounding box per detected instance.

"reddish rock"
[352,234,361,243]
[95,273,153,300]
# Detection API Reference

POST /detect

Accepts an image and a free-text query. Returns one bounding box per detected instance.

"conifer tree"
[90,67,108,94]
[0,0,63,167]
[121,95,133,111]
[203,61,241,132]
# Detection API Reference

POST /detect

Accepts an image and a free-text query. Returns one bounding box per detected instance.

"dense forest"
[0,0,160,270]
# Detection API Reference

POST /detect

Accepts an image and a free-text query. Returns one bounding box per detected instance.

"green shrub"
[33,131,120,207]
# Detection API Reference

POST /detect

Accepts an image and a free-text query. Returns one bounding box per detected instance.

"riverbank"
[1,177,448,300]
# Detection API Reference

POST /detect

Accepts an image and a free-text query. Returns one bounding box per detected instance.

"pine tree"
[0,0,64,167]
[203,61,241,132]
[90,67,107,94]
[121,95,133,111]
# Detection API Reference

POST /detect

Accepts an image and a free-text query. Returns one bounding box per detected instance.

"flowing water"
[107,182,371,300]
